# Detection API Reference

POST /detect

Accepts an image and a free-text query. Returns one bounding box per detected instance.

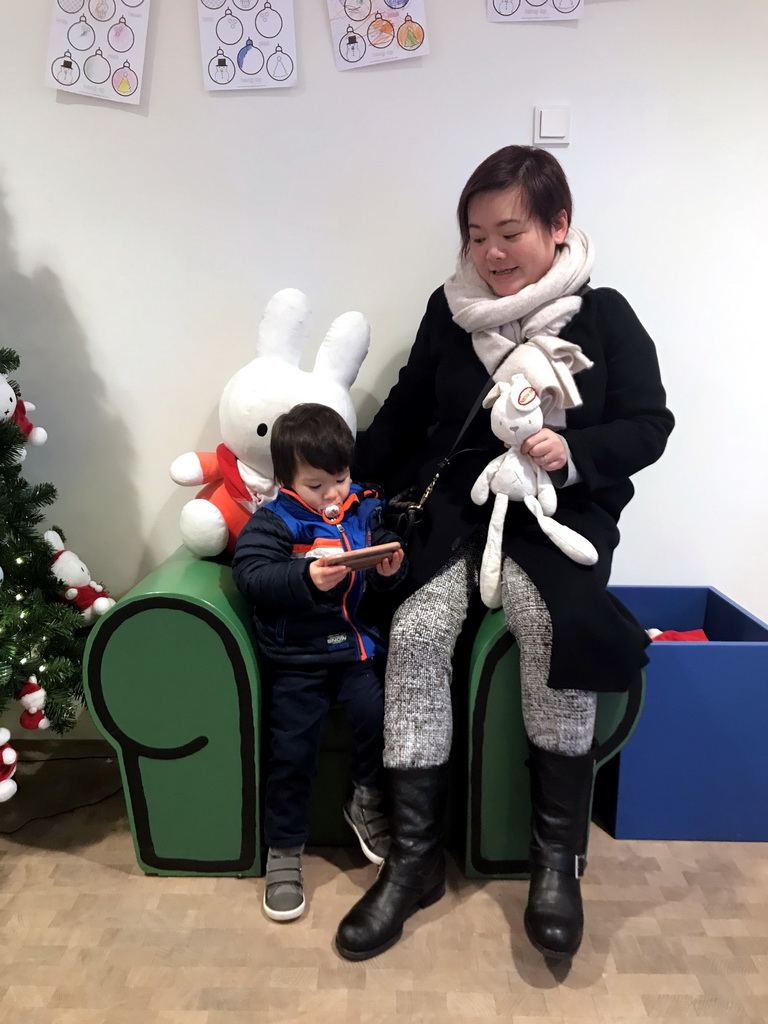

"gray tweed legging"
[383,532,597,769]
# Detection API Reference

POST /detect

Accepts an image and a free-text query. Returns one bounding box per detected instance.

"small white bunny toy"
[1,373,47,462]
[470,376,598,609]
[44,530,116,625]
[170,288,370,558]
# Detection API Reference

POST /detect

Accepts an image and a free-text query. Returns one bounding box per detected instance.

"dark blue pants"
[263,659,384,849]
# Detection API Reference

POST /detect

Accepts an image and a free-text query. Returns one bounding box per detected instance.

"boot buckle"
[575,854,586,878]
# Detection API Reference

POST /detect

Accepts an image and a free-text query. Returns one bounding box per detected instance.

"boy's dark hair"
[271,403,355,487]
[457,145,573,258]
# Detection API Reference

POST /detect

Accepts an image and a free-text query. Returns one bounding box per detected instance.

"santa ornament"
[18,675,50,731]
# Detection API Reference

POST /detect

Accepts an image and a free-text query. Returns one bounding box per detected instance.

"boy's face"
[289,462,351,514]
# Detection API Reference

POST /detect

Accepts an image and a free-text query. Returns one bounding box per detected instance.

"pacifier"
[322,504,342,524]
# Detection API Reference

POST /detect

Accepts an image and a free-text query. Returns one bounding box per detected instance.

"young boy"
[232,403,406,922]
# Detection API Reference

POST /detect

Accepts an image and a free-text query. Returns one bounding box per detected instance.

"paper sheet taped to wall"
[327,0,430,72]
[487,0,583,21]
[46,0,152,106]
[198,0,297,91]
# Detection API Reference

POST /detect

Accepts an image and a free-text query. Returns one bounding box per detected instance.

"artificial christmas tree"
[0,347,87,745]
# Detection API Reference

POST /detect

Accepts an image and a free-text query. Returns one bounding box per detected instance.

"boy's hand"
[376,548,404,577]
[309,556,349,592]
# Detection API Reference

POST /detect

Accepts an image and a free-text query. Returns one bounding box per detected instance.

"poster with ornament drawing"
[327,0,429,72]
[487,0,582,22]
[46,0,152,105]
[197,0,297,91]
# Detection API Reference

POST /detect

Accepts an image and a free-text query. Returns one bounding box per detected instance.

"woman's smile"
[467,187,568,296]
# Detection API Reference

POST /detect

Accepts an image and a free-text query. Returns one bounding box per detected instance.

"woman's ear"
[552,209,569,245]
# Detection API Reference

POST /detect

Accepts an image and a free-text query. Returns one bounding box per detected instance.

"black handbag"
[385,373,497,548]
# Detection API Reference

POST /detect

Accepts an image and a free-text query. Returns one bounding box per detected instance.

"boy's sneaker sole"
[263,891,306,922]
[263,850,305,922]
[344,803,386,866]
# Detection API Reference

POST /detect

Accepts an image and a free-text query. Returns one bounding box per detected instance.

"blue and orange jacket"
[232,483,406,664]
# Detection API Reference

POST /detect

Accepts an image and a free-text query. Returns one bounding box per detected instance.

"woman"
[335,146,674,963]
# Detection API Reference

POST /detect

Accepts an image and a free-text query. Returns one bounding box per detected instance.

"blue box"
[593,586,768,841]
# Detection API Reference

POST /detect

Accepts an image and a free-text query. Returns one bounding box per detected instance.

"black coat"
[355,285,675,692]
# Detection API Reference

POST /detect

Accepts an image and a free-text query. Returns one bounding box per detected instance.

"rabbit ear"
[44,530,64,553]
[483,381,505,408]
[313,311,370,389]
[255,289,310,364]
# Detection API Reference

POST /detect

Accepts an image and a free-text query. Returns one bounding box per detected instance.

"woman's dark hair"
[457,145,572,257]
[271,403,355,487]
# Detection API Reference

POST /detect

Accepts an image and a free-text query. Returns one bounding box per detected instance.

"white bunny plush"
[1,373,47,462]
[471,376,598,609]
[44,529,116,625]
[170,288,370,558]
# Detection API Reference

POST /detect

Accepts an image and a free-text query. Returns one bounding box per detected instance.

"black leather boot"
[524,741,595,961]
[335,764,448,961]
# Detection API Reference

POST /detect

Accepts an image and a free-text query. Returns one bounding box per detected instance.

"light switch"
[533,106,570,146]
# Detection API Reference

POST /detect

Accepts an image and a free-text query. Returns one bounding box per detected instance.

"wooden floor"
[1,793,766,1024]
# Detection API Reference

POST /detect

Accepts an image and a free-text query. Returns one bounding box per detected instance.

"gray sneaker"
[344,786,390,866]
[263,847,305,922]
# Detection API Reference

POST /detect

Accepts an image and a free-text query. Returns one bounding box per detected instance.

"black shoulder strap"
[445,374,496,461]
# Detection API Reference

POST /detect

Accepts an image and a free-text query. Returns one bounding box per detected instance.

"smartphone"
[322,541,402,570]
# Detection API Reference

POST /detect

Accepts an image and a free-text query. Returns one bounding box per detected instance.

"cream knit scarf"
[444,227,595,426]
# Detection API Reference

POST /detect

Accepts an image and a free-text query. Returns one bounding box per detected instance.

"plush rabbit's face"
[1,376,17,420]
[218,357,356,477]
[487,378,543,448]
[52,550,91,588]
[217,290,368,478]
[491,395,542,445]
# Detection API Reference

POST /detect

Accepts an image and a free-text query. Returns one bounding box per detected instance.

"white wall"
[1,0,767,632]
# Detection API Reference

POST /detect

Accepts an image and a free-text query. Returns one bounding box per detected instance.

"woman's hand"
[309,556,349,592]
[376,547,405,577]
[520,429,567,472]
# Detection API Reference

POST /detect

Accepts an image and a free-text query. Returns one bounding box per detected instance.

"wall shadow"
[0,183,140,598]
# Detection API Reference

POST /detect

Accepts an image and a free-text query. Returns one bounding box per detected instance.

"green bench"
[83,546,643,878]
